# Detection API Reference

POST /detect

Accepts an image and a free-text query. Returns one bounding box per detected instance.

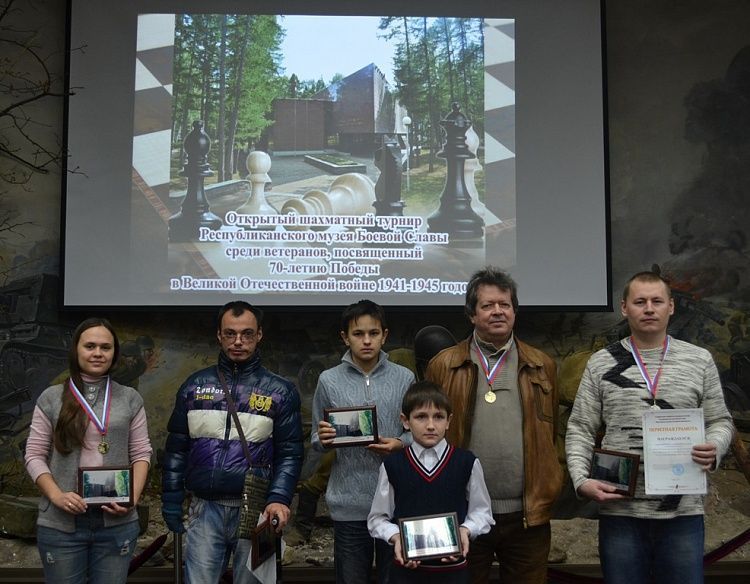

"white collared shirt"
[367,439,495,544]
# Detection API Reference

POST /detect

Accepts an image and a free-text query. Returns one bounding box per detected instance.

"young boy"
[368,381,494,584]
[311,300,415,584]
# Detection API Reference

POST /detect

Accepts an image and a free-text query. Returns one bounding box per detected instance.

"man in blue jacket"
[162,301,303,583]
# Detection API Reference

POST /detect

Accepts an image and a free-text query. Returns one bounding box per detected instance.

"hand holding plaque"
[323,405,379,447]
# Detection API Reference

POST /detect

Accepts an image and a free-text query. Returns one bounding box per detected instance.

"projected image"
[131,13,515,303]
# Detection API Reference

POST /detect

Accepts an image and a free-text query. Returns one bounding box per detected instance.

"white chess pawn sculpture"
[235,150,277,229]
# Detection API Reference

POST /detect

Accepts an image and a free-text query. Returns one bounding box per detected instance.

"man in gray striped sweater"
[566,271,734,584]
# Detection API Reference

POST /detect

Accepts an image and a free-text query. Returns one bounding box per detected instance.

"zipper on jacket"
[217,364,239,473]
[228,363,240,440]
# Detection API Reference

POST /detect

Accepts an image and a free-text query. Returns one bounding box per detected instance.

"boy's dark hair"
[340,299,387,333]
[216,301,264,330]
[464,266,519,319]
[402,380,452,418]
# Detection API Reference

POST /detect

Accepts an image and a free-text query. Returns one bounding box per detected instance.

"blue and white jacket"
[162,350,303,507]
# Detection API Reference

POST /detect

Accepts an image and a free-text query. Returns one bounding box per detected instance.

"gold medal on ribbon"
[484,391,496,404]
[69,377,112,456]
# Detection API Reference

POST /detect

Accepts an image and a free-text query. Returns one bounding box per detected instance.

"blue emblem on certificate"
[671,463,685,476]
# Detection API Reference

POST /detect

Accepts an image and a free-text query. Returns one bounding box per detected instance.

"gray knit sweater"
[311,351,414,521]
[566,337,734,518]
[31,382,147,532]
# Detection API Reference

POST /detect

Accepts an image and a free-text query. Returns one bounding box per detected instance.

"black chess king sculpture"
[169,120,222,242]
[427,103,484,240]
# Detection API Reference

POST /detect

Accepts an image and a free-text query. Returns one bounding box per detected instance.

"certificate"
[642,408,706,495]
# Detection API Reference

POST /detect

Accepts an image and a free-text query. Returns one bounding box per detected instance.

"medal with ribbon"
[69,377,111,454]
[629,336,670,410]
[475,338,513,404]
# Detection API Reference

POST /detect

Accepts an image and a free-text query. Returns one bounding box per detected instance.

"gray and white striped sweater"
[566,337,734,518]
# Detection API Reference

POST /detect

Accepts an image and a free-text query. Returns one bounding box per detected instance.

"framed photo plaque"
[398,512,461,562]
[78,465,133,506]
[590,448,639,497]
[323,405,378,447]
[250,517,276,569]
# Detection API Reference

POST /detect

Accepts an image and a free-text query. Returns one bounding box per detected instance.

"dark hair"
[464,266,519,319]
[217,301,264,330]
[622,271,672,301]
[414,325,457,380]
[340,299,387,333]
[55,318,120,455]
[401,380,453,418]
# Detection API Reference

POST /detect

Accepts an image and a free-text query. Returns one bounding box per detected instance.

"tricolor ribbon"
[629,336,670,401]
[475,338,513,387]
[69,377,111,437]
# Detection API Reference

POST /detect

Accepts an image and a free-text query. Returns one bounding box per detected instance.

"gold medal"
[98,440,109,454]
[650,404,660,411]
[484,391,496,404]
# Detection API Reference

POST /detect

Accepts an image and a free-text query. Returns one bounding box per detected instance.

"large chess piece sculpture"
[168,120,222,242]
[235,150,277,230]
[280,173,376,230]
[373,135,405,217]
[426,103,484,240]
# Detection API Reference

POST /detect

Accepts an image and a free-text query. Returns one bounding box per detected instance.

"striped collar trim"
[405,443,454,482]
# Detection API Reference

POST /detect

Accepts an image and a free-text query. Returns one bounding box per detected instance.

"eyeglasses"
[220,329,258,342]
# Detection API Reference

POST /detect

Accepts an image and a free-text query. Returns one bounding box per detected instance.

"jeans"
[467,512,550,584]
[333,520,394,584]
[599,514,705,584]
[36,515,139,584]
[184,498,261,584]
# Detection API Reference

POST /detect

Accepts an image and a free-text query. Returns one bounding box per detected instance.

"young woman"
[25,317,152,583]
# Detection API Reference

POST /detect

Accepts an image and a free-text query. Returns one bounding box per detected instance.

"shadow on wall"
[664,45,750,300]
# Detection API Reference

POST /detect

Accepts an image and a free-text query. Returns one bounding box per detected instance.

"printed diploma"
[643,408,706,495]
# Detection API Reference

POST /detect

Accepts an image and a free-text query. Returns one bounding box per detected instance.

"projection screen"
[63,0,609,309]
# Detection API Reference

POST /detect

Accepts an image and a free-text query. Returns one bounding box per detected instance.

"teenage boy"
[311,300,415,584]
[566,272,734,584]
[368,381,494,584]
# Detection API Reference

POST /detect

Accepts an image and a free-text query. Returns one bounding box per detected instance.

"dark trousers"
[390,565,469,584]
[333,520,393,584]
[467,512,551,584]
